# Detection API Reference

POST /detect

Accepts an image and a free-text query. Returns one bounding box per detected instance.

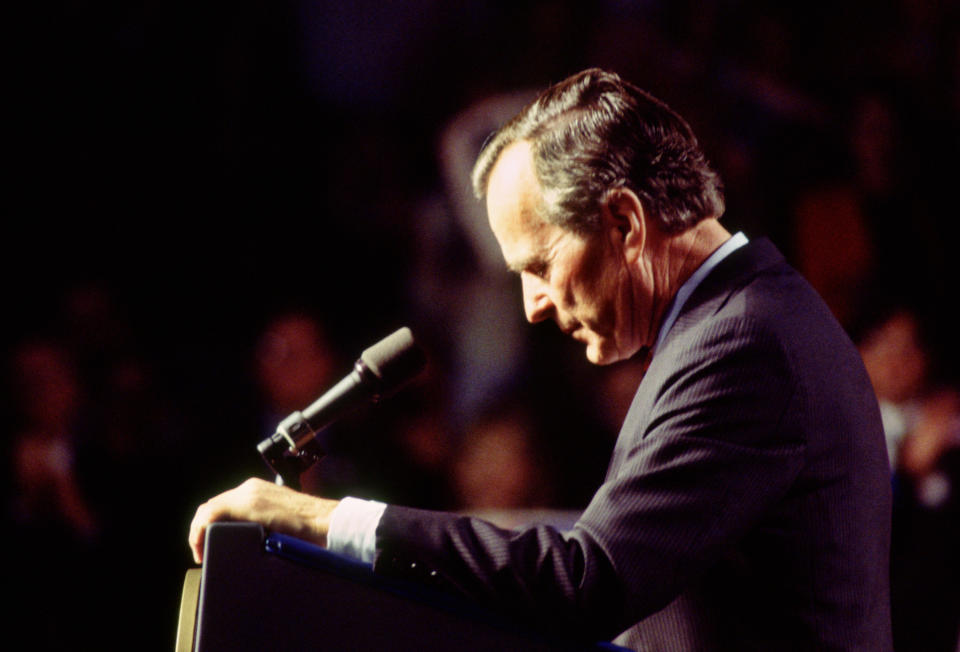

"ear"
[600,188,646,263]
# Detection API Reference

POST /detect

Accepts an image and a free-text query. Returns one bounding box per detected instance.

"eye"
[526,260,549,279]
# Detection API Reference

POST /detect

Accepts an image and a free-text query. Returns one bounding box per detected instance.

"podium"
[177,522,626,652]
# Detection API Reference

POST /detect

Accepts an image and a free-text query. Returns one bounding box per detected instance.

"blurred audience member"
[791,85,944,332]
[60,282,137,386]
[8,337,98,541]
[859,307,960,481]
[5,337,100,650]
[792,183,875,330]
[451,402,554,511]
[252,310,346,490]
[254,311,338,437]
[898,389,960,504]
[6,284,197,651]
[858,306,960,651]
[56,282,187,536]
[792,89,896,329]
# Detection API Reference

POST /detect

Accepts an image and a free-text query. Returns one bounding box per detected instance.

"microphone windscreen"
[360,327,426,390]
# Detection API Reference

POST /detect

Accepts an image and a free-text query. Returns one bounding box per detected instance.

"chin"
[586,337,642,366]
[585,343,619,366]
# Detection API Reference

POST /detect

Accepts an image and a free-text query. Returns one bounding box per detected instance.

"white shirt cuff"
[326,496,387,565]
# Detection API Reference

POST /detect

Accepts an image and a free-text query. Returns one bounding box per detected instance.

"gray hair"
[471,68,724,234]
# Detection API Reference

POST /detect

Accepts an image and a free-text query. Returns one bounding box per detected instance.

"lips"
[559,322,579,336]
[565,325,588,343]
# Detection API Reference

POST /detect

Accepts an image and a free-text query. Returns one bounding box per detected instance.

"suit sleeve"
[373,315,807,639]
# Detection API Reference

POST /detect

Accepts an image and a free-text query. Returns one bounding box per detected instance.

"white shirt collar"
[653,231,749,352]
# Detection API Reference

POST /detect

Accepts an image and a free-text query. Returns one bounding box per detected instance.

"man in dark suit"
[190,69,892,650]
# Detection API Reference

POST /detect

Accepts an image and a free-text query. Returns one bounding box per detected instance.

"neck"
[665,218,732,289]
[644,217,732,344]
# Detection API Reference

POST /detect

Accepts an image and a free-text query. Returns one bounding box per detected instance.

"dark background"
[4,1,959,650]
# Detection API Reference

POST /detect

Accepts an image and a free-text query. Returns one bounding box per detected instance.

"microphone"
[257,326,426,487]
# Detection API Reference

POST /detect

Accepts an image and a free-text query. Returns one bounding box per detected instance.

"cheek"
[606,271,634,342]
[589,265,640,362]
[575,240,613,300]
[589,258,627,326]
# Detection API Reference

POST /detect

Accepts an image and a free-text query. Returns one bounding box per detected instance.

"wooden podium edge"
[175,568,202,652]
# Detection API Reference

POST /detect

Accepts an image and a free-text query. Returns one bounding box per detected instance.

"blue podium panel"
[194,522,625,652]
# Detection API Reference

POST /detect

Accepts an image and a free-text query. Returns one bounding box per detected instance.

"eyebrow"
[505,257,529,274]
[506,254,546,276]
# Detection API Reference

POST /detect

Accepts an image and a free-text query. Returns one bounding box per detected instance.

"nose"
[521,272,553,323]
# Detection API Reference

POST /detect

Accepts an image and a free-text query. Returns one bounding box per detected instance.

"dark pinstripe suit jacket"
[373,239,893,650]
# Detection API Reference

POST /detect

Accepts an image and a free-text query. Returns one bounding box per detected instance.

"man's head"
[473,69,726,365]
[471,68,724,235]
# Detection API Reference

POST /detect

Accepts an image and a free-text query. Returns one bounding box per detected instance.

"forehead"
[485,141,553,269]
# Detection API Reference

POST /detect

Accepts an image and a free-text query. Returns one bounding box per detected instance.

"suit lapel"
[606,238,788,480]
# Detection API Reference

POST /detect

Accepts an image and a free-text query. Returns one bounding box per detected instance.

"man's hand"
[188,478,340,564]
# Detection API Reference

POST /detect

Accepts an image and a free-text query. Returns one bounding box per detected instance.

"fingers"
[189,522,205,565]
[187,480,257,564]
[189,500,217,565]
[187,478,338,565]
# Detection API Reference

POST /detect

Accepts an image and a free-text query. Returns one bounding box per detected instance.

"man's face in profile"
[485,141,640,366]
